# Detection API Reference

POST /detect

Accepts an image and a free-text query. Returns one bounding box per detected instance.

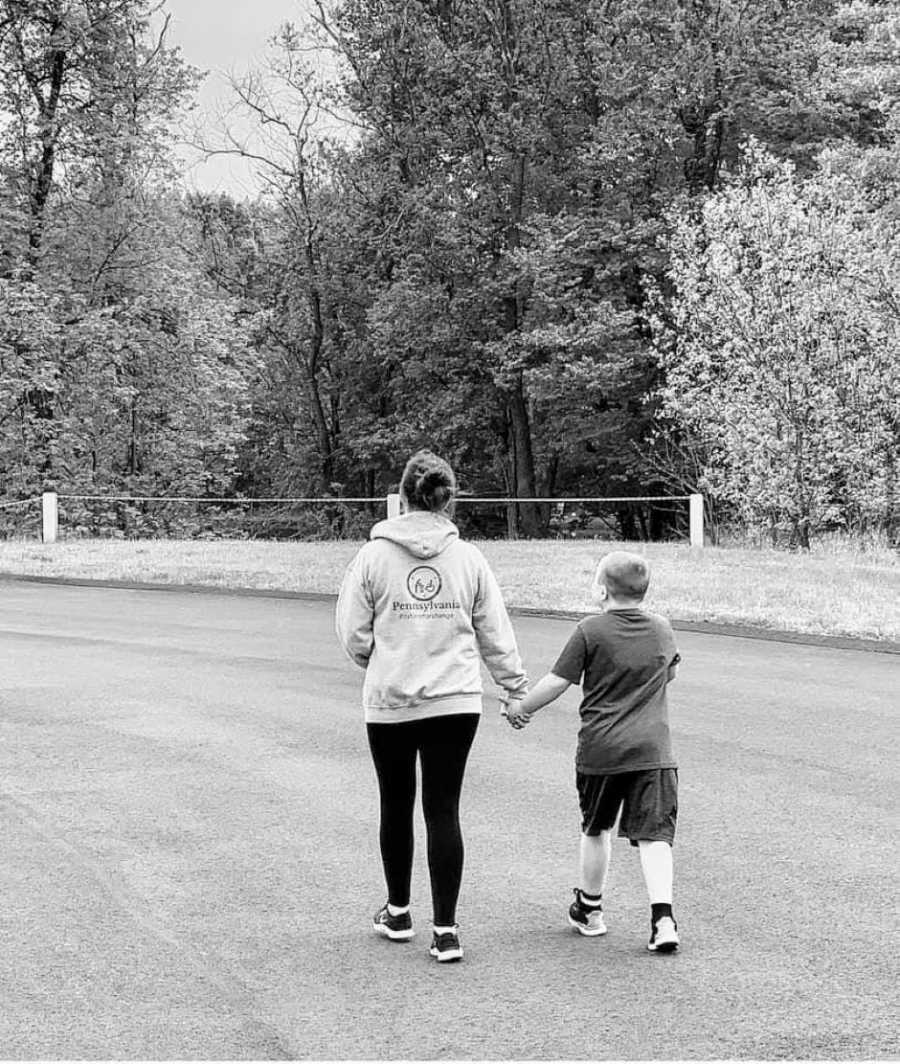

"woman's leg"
[366,722,419,907]
[419,713,479,926]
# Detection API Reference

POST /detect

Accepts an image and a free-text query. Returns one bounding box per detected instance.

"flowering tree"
[654,142,900,547]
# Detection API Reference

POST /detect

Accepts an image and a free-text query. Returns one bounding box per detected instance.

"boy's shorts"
[576,768,678,845]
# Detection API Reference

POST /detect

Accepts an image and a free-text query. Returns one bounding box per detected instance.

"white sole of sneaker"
[373,923,414,941]
[647,938,679,953]
[429,947,463,962]
[568,915,607,937]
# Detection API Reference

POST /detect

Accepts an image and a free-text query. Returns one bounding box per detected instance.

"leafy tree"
[654,142,900,547]
[5,0,890,541]
[304,0,666,533]
[0,0,197,269]
[189,31,353,498]
[294,0,887,536]
[0,2,257,530]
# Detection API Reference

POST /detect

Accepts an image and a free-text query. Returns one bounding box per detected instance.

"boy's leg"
[580,830,612,896]
[576,773,624,895]
[640,841,679,951]
[571,773,624,936]
[619,768,680,952]
[638,840,673,904]
[568,831,612,936]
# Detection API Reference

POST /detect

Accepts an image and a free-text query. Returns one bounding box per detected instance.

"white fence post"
[689,493,704,548]
[387,493,401,518]
[42,491,58,543]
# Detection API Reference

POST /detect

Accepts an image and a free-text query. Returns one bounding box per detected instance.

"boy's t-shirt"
[551,608,680,776]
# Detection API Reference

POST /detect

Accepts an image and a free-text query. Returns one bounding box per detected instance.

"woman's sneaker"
[429,928,463,962]
[373,904,414,941]
[647,915,680,952]
[568,888,607,936]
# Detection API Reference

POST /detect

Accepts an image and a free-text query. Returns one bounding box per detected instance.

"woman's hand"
[505,703,532,730]
[500,691,531,729]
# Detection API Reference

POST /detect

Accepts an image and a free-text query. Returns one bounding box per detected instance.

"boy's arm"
[506,624,583,729]
[506,672,570,729]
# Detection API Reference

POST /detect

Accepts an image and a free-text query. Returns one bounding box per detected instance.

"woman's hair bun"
[400,450,457,513]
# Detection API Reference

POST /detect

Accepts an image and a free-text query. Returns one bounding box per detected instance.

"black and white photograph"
[0,0,897,1060]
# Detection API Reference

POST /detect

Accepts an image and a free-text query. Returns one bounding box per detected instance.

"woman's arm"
[471,554,529,696]
[334,551,375,668]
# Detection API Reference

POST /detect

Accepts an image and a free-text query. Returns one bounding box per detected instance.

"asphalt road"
[0,581,897,1061]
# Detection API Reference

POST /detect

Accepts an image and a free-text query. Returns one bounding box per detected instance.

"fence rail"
[457,495,693,502]
[0,491,704,547]
[56,494,386,504]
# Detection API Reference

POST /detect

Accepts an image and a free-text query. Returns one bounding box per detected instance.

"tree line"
[1,0,898,546]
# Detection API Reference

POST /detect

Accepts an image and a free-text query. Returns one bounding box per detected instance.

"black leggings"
[367,713,479,927]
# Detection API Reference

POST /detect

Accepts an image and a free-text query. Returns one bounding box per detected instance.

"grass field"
[1,536,897,642]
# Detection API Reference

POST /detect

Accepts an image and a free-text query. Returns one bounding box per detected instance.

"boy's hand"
[499,691,531,729]
[505,702,532,729]
[503,672,569,729]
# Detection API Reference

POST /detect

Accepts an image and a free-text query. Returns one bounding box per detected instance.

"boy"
[505,550,681,953]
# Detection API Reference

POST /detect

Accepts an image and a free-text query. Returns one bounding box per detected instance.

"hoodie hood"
[369,511,459,559]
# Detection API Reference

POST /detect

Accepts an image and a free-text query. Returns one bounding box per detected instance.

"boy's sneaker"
[568,888,607,936]
[648,915,680,953]
[429,928,463,962]
[373,904,414,941]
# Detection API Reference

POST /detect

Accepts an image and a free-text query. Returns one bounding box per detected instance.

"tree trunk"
[296,167,335,488]
[500,150,542,536]
[501,441,517,539]
[303,309,334,488]
[885,431,898,544]
[129,401,139,475]
[618,506,638,541]
[793,515,811,551]
[506,375,542,537]
[680,64,726,194]
[307,378,333,485]
[9,11,67,446]
[23,19,67,272]
[493,0,542,537]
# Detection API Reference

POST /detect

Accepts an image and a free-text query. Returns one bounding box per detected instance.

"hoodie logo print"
[407,566,442,601]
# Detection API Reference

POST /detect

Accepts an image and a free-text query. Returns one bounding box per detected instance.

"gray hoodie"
[335,511,529,723]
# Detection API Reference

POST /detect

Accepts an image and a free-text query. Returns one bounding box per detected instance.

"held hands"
[499,691,532,730]
[506,703,532,730]
[499,672,566,730]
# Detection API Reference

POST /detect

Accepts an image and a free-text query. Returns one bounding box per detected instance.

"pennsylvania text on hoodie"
[335,511,529,723]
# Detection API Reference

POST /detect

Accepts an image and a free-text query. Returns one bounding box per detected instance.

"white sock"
[638,840,673,904]
[387,903,409,917]
[433,924,456,934]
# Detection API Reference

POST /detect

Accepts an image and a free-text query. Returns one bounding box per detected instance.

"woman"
[336,449,528,962]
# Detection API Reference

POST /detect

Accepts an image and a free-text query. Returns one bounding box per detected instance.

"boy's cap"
[597,551,650,600]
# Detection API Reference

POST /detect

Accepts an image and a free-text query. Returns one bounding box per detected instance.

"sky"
[162,0,320,198]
